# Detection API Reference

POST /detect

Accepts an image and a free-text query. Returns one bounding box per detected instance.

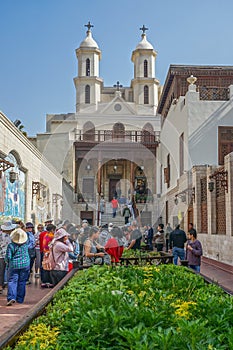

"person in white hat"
[49,228,73,286]
[5,228,30,306]
[0,221,16,294]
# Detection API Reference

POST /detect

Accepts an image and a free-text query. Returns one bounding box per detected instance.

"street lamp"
[52,193,63,222]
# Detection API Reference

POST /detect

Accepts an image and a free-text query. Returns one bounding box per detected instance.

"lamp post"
[52,193,63,222]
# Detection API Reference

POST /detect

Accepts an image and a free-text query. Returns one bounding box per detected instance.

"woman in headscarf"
[49,228,73,286]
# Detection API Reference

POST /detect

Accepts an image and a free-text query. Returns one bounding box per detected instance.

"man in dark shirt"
[126,220,142,250]
[169,224,187,265]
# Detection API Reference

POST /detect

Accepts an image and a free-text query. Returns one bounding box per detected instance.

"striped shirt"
[5,242,30,269]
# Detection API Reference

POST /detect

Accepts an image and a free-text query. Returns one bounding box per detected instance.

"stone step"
[100,212,125,226]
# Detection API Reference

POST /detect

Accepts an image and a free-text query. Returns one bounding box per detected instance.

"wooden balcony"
[74,130,160,145]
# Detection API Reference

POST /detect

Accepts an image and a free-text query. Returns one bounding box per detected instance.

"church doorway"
[80,211,93,225]
[109,178,121,201]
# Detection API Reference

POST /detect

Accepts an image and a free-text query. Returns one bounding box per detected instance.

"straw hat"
[45,218,53,223]
[10,228,28,244]
[1,221,16,231]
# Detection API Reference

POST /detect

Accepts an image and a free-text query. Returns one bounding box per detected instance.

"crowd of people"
[0,216,202,306]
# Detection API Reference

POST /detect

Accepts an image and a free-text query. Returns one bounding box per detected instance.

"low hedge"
[8,265,233,349]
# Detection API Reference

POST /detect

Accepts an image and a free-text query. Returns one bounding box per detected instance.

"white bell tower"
[74,22,103,112]
[131,25,159,112]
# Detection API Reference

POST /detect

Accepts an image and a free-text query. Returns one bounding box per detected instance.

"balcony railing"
[75,130,160,144]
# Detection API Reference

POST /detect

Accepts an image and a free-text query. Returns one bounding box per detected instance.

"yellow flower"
[171,300,196,320]
[127,290,134,295]
[138,290,147,298]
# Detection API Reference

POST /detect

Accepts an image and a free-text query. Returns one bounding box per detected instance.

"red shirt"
[111,199,118,209]
[42,232,54,253]
[39,231,47,253]
[105,237,124,263]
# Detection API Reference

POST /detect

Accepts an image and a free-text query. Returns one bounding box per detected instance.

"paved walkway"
[0,277,50,342]
[201,257,233,294]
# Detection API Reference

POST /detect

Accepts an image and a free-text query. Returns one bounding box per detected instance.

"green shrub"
[12,265,233,349]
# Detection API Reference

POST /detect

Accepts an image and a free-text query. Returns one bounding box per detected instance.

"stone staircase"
[100,202,125,227]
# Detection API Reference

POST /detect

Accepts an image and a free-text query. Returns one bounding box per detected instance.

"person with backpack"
[122,205,131,224]
[49,228,73,286]
[41,224,56,288]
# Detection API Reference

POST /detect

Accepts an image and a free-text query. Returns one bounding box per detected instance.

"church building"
[35,23,161,225]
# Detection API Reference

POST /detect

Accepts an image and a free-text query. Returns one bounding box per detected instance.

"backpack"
[42,244,56,270]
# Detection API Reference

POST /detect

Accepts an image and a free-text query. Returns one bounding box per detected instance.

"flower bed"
[8,265,233,349]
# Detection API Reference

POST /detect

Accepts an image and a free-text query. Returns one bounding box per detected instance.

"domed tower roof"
[79,21,99,49]
[135,25,154,50]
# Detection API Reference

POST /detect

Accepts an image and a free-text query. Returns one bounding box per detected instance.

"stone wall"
[0,112,62,224]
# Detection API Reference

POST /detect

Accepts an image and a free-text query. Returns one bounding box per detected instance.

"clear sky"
[1,0,233,136]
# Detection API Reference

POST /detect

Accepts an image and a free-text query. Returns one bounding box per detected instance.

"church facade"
[32,23,233,264]
[35,24,161,225]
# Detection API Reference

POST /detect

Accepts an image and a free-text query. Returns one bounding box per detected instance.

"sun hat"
[54,228,70,241]
[10,228,28,244]
[25,222,34,229]
[1,221,17,231]
[108,222,114,229]
[45,218,53,223]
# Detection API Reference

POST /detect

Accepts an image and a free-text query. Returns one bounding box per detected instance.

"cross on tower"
[85,21,94,31]
[140,25,148,34]
[113,81,123,91]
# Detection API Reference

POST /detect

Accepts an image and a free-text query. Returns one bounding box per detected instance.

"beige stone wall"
[0,112,62,224]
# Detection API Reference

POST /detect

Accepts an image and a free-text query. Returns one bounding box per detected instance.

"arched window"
[83,121,95,141]
[144,85,149,104]
[144,60,148,77]
[85,85,90,104]
[142,123,154,143]
[113,122,125,140]
[86,58,90,76]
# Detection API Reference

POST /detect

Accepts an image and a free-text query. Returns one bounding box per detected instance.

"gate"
[200,178,208,233]
[216,177,226,234]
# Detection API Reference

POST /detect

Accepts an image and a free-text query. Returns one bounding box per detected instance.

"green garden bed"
[8,265,233,349]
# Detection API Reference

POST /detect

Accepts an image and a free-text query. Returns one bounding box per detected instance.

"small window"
[85,85,90,104]
[86,58,90,76]
[144,85,149,104]
[179,133,184,176]
[144,60,148,77]
[164,154,170,188]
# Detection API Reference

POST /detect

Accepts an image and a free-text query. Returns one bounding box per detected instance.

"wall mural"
[0,153,25,221]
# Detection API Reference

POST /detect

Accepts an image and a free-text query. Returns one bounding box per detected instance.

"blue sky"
[1,0,233,136]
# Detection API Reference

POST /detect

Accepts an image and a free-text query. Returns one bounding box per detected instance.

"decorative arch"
[83,121,95,141]
[113,122,125,140]
[144,85,149,104]
[2,151,26,220]
[86,58,90,76]
[142,123,154,143]
[8,150,23,169]
[85,85,90,104]
[144,60,148,77]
